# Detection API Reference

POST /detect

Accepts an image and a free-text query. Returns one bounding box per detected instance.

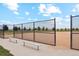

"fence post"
[33,22,35,41]
[21,24,23,39]
[70,15,72,49]
[23,42,25,46]
[3,24,4,39]
[13,24,15,38]
[54,18,56,46]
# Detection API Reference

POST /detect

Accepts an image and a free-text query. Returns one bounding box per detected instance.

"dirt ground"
[11,32,70,48]
[4,32,71,48]
[72,34,79,49]
[56,32,70,48]
[15,32,55,45]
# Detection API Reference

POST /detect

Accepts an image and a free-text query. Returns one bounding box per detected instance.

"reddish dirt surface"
[5,32,71,48]
[35,33,55,45]
[56,32,70,48]
[72,34,79,49]
[15,32,55,45]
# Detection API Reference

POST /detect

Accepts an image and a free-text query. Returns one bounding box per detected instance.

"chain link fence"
[0,19,56,46]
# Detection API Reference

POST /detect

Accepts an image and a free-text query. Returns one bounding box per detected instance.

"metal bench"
[9,37,17,43]
[9,37,39,50]
[23,41,39,50]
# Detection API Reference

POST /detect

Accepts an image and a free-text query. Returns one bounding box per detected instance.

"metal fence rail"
[71,15,79,50]
[0,19,56,46]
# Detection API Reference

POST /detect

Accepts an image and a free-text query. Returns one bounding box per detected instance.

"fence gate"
[71,15,79,50]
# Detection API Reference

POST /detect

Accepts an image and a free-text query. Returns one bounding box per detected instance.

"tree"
[28,28,31,31]
[52,28,55,31]
[42,27,45,31]
[72,28,75,31]
[65,28,67,31]
[57,29,59,31]
[34,28,37,30]
[18,27,20,30]
[3,25,8,31]
[46,27,48,31]
[24,27,26,30]
[67,28,70,31]
[76,28,78,31]
[13,26,18,31]
[37,26,41,31]
[60,28,64,31]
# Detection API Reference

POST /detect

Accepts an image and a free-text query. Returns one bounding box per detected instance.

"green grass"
[0,46,13,56]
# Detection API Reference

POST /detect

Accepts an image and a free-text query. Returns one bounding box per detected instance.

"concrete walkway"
[0,38,79,56]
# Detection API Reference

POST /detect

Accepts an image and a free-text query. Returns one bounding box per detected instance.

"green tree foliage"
[57,29,59,31]
[13,26,18,31]
[64,28,67,31]
[42,27,45,31]
[56,28,70,31]
[18,27,20,30]
[3,25,8,31]
[67,28,70,31]
[34,28,37,30]
[72,28,74,31]
[46,27,48,31]
[37,26,41,31]
[52,28,55,31]
[28,28,31,31]
[72,28,79,31]
[76,28,79,31]
[60,28,64,31]
[24,27,26,30]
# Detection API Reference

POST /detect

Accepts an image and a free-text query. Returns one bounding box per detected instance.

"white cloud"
[28,18,33,20]
[47,6,61,14]
[39,4,46,13]
[56,17,63,25]
[72,4,79,13]
[39,4,62,16]
[3,0,19,15]
[28,18,38,22]
[72,9,76,12]
[50,17,55,19]
[14,11,19,15]
[0,20,12,25]
[43,13,50,16]
[25,12,30,16]
[65,15,70,22]
[65,15,69,18]
[50,17,70,28]
[72,14,75,16]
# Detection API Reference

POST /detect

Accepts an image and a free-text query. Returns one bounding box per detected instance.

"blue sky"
[0,3,79,28]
